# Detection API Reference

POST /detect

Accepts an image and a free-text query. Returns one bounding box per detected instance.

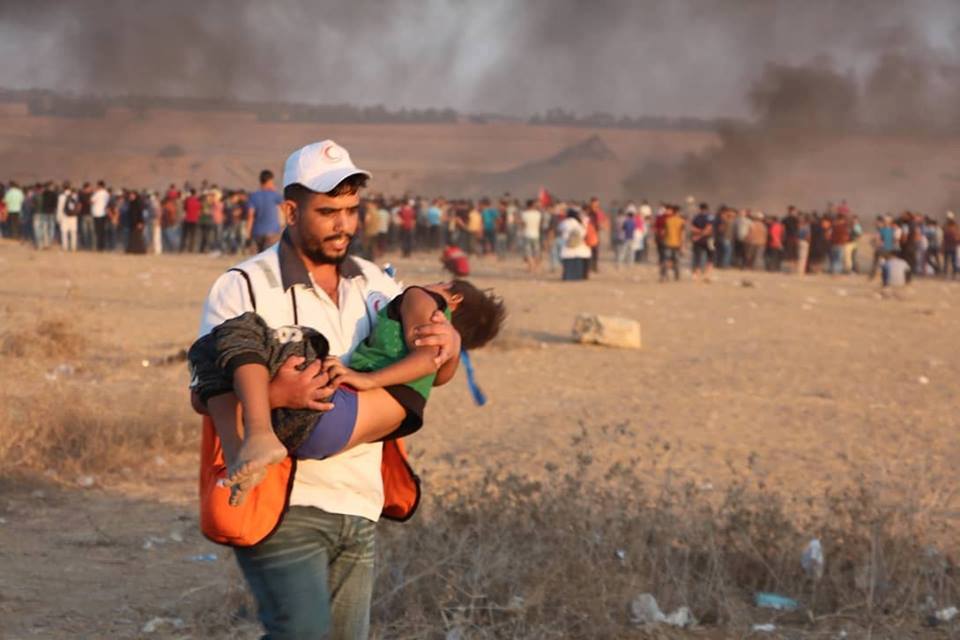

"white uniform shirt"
[198,235,402,521]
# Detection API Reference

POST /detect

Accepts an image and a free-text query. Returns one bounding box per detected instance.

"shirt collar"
[277,229,363,291]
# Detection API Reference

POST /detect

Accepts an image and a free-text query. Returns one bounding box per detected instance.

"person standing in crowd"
[690,202,714,281]
[795,212,811,275]
[869,215,896,280]
[943,211,959,280]
[585,197,606,273]
[397,198,415,257]
[427,198,443,249]
[765,215,784,272]
[105,189,122,250]
[660,205,685,282]
[246,169,283,252]
[494,198,509,260]
[180,188,201,252]
[615,209,637,270]
[479,198,497,256]
[3,180,24,240]
[90,180,110,251]
[125,190,147,254]
[33,181,58,250]
[746,212,767,269]
[161,187,181,252]
[733,208,751,268]
[520,199,542,272]
[77,182,93,249]
[559,208,590,281]
[57,182,79,251]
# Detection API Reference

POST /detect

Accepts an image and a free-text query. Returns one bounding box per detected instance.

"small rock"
[934,606,958,623]
[169,531,184,543]
[753,623,777,632]
[726,317,735,324]
[918,376,930,385]
[141,359,150,367]
[801,304,812,311]
[77,475,95,488]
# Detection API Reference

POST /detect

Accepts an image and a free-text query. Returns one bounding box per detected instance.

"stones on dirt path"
[572,314,642,349]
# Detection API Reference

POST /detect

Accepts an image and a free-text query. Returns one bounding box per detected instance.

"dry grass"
[370,425,958,639]
[1,318,87,359]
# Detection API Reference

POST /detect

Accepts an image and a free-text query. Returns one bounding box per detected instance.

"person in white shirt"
[558,208,591,280]
[196,140,461,639]
[90,180,110,251]
[520,199,543,271]
[56,182,78,252]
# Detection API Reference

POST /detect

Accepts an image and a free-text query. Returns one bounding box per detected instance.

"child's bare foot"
[227,431,287,489]
[228,467,267,506]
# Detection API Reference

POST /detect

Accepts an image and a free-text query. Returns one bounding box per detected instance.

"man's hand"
[412,310,461,367]
[268,356,335,412]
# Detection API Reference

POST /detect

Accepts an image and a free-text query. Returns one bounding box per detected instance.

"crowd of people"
[2,176,958,286]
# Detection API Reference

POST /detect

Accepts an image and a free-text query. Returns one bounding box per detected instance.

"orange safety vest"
[199,415,420,547]
[197,255,422,547]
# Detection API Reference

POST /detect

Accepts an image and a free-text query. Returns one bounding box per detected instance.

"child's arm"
[329,288,442,390]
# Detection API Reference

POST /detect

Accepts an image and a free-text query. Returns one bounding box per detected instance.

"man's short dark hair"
[448,280,506,351]
[259,170,274,185]
[283,174,369,209]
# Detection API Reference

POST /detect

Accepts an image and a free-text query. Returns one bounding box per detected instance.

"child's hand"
[323,357,378,391]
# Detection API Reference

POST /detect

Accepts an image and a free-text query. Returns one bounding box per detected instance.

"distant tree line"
[528,107,728,132]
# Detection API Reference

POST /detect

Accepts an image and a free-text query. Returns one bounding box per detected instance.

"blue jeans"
[234,507,376,639]
[32,213,55,249]
[829,245,844,274]
[79,216,95,250]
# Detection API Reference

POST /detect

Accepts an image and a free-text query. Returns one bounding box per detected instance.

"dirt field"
[1,241,958,638]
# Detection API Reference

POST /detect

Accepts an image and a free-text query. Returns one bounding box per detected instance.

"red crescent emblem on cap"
[323,144,343,162]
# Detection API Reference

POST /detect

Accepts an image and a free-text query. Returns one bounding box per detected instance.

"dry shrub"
[0,392,193,475]
[373,425,958,638]
[1,318,87,359]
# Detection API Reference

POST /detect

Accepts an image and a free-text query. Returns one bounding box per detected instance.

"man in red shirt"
[398,199,416,257]
[829,214,850,274]
[180,188,202,253]
[765,217,784,272]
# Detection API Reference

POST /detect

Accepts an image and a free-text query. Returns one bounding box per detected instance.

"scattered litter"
[801,538,825,579]
[169,531,184,543]
[933,606,958,623]
[615,549,627,564]
[77,475,95,488]
[44,363,75,381]
[918,375,930,385]
[141,359,150,367]
[726,317,735,324]
[699,482,714,491]
[445,627,465,640]
[187,553,218,562]
[142,536,168,550]
[0,517,6,525]
[153,455,167,467]
[142,616,184,634]
[506,595,525,611]
[752,623,777,633]
[754,592,799,611]
[628,593,696,628]
[835,288,848,297]
[31,490,45,499]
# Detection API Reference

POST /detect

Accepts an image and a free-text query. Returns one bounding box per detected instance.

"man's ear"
[450,293,464,306]
[281,200,298,227]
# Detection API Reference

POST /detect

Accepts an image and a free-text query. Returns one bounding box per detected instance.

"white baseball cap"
[282,140,371,193]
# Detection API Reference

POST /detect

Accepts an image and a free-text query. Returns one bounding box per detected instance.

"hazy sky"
[0,0,957,118]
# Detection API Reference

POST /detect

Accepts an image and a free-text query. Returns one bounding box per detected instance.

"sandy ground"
[1,240,958,638]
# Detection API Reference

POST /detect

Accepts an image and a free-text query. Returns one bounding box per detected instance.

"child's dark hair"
[448,280,506,351]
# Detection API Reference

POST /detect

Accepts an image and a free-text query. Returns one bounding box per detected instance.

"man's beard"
[301,233,353,265]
